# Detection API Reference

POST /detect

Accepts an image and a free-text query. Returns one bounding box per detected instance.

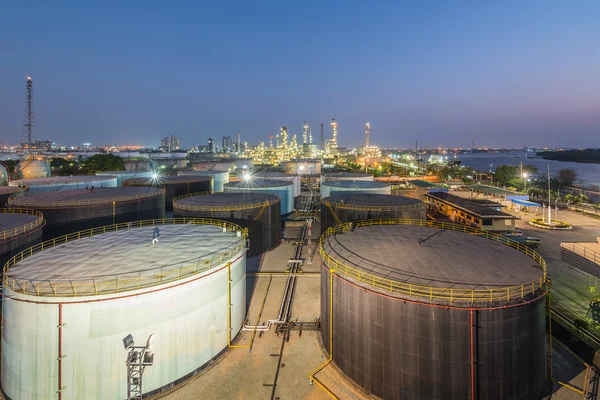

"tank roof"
[323,172,372,177]
[0,210,43,236]
[0,187,25,195]
[10,187,164,207]
[321,225,543,292]
[325,193,422,207]
[95,170,151,175]
[179,170,229,175]
[176,192,279,208]
[225,179,292,188]
[6,224,244,296]
[10,175,116,185]
[255,172,299,177]
[322,180,389,188]
[124,175,213,185]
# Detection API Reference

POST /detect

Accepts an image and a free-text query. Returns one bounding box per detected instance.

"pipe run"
[57,303,65,398]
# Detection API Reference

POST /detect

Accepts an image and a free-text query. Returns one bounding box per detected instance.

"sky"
[1,1,599,149]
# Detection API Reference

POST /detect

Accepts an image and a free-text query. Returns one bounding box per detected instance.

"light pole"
[124,334,155,400]
[522,172,528,192]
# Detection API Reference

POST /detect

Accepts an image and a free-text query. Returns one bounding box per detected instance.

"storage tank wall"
[1,253,246,399]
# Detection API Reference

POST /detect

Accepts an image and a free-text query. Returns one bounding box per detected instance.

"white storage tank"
[224,179,294,215]
[255,172,301,197]
[9,176,118,194]
[178,170,230,192]
[1,219,247,399]
[320,180,391,198]
[281,159,321,175]
[95,170,153,186]
[321,172,373,183]
[14,159,51,179]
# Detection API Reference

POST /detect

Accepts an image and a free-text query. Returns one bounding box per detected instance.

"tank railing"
[173,197,278,212]
[7,188,167,207]
[560,242,600,267]
[319,218,547,303]
[3,218,248,297]
[0,208,45,241]
[322,200,425,212]
[171,191,212,203]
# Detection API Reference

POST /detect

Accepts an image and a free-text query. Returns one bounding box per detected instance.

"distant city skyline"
[1,1,598,149]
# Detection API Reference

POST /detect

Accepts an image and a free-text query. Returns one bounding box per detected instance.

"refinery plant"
[0,74,596,400]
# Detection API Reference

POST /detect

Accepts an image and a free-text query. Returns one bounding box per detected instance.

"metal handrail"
[323,199,425,212]
[173,193,278,212]
[8,188,166,207]
[560,242,600,267]
[319,218,547,303]
[3,218,248,297]
[0,208,45,240]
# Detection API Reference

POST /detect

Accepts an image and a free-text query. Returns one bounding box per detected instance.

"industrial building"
[9,187,165,238]
[281,159,321,175]
[123,175,213,210]
[255,172,301,197]
[320,220,547,400]
[95,170,153,186]
[320,180,391,198]
[224,179,294,215]
[321,172,373,182]
[9,175,118,194]
[424,191,517,231]
[0,208,44,267]
[0,187,25,207]
[178,170,230,192]
[1,219,247,399]
[320,193,426,234]
[173,192,280,256]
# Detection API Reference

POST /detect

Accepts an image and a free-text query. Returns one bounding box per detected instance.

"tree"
[494,165,519,186]
[81,154,125,174]
[557,168,578,188]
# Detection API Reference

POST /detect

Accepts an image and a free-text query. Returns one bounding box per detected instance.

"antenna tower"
[22,76,35,155]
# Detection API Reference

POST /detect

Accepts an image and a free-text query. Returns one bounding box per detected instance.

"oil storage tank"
[255,172,301,197]
[321,172,373,183]
[0,187,25,207]
[320,193,426,234]
[224,179,294,215]
[173,192,280,256]
[281,159,321,175]
[9,175,117,194]
[123,175,213,210]
[0,208,44,267]
[1,219,247,400]
[320,180,390,198]
[178,170,230,192]
[9,187,165,238]
[14,159,51,179]
[95,170,153,186]
[320,219,547,400]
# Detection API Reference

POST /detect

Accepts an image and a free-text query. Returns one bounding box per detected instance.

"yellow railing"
[0,208,45,241]
[323,200,425,212]
[8,188,166,207]
[319,219,547,303]
[3,218,248,297]
[173,193,277,212]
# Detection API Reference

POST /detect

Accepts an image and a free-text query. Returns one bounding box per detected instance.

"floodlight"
[143,351,154,365]
[123,334,134,350]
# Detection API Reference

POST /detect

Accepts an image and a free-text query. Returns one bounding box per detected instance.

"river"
[454,152,600,188]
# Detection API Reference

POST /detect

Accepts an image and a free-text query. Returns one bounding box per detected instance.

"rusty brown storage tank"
[320,193,426,235]
[123,175,213,210]
[0,209,44,267]
[173,192,280,256]
[9,187,165,239]
[320,220,547,400]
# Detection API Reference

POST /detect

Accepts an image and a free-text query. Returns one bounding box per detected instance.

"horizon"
[1,1,599,149]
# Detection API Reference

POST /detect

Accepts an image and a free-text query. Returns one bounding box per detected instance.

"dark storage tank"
[0,187,25,207]
[123,175,213,210]
[173,192,280,256]
[0,209,44,268]
[320,220,547,400]
[320,193,426,235]
[9,187,165,239]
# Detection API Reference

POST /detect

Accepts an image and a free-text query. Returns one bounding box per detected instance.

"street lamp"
[522,172,528,191]
[124,333,155,400]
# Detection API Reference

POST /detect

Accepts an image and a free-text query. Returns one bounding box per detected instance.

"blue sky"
[1,1,599,148]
